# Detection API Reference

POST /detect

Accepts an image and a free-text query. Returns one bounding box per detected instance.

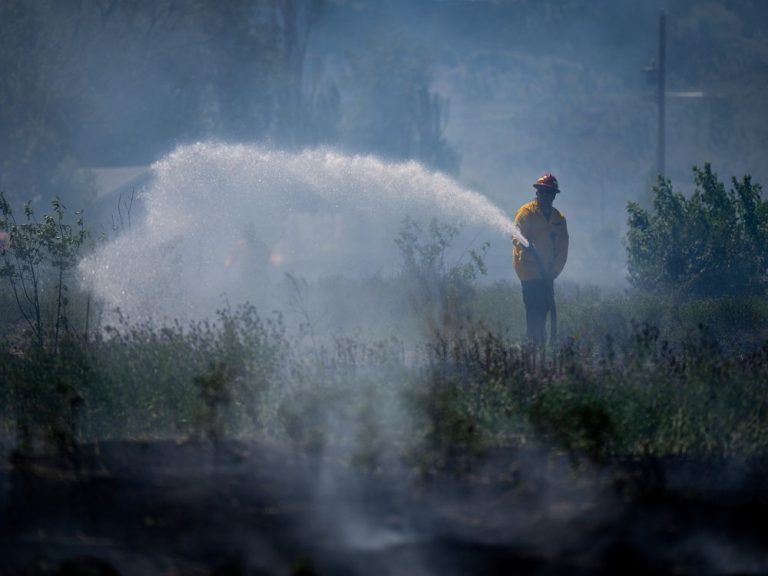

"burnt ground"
[1,440,768,575]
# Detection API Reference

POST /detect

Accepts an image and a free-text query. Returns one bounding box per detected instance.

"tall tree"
[270,0,325,144]
[341,32,459,173]
[0,1,75,206]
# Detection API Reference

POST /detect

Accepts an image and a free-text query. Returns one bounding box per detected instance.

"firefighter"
[512,173,569,346]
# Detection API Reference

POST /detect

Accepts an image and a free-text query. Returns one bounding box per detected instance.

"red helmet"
[533,173,560,193]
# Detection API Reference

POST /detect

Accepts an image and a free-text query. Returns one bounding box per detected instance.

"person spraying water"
[512,173,569,347]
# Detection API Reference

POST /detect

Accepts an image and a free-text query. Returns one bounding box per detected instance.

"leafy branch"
[0,192,88,350]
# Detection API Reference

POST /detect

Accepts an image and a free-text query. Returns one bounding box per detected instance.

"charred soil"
[2,440,768,575]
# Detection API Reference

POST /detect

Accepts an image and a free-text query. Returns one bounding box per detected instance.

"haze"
[2,0,767,288]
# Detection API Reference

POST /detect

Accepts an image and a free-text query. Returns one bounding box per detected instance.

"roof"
[89,166,152,199]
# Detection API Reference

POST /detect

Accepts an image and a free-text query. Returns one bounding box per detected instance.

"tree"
[270,0,325,144]
[396,217,487,340]
[0,0,329,204]
[625,164,768,298]
[0,0,92,209]
[341,32,460,174]
[0,192,88,350]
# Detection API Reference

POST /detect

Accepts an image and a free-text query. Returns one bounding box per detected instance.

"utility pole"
[645,11,705,182]
[657,10,666,178]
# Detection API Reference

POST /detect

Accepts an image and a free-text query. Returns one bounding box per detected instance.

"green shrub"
[84,305,287,440]
[395,217,488,341]
[626,164,767,298]
[0,192,88,349]
[1,191,767,471]
[2,335,90,465]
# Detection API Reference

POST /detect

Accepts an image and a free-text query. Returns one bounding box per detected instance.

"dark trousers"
[521,279,555,345]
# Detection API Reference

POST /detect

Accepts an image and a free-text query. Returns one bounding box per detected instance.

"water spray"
[80,142,527,322]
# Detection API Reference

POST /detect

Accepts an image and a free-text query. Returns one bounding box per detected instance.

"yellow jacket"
[513,199,569,281]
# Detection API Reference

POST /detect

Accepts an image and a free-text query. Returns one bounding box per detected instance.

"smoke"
[9,1,761,291]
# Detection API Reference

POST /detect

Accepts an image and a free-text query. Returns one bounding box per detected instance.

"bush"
[84,305,287,439]
[395,217,488,341]
[625,164,768,298]
[0,193,88,349]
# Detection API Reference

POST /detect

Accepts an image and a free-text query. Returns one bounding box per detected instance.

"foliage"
[2,335,90,467]
[404,331,527,474]
[395,217,488,340]
[0,192,88,350]
[274,335,410,462]
[85,305,287,440]
[2,278,768,470]
[0,192,89,463]
[0,0,326,208]
[341,32,460,173]
[1,198,768,471]
[626,164,768,298]
[414,324,768,463]
[0,290,288,464]
[195,361,235,447]
[0,1,96,209]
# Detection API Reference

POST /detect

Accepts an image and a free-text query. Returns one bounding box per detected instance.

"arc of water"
[79,143,528,322]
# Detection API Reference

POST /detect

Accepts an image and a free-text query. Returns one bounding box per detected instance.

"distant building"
[89,165,152,200]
